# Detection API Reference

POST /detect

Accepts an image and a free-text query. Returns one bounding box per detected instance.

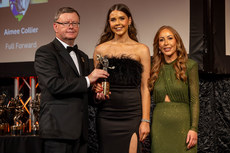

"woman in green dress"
[149,25,199,153]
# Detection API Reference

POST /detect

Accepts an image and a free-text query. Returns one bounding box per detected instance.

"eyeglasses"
[56,22,80,27]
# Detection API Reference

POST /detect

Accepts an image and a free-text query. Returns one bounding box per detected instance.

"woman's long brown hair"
[149,25,188,91]
[98,3,138,45]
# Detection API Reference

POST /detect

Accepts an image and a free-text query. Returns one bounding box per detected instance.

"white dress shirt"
[56,37,90,88]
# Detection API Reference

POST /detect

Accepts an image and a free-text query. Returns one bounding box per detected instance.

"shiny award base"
[102,81,110,96]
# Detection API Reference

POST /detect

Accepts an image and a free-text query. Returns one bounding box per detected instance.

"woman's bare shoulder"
[134,43,150,55]
[95,42,111,53]
[138,43,149,50]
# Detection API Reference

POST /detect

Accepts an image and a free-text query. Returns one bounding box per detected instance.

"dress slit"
[128,132,138,153]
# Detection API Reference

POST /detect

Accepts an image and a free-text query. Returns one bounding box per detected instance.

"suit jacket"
[34,38,92,140]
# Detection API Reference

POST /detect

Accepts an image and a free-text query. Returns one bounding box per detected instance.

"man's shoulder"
[77,48,89,58]
[36,39,62,54]
[38,42,53,50]
[38,39,57,49]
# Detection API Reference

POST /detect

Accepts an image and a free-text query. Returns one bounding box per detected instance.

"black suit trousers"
[43,137,87,153]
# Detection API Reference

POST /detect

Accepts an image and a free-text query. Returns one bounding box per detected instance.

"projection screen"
[0,0,189,63]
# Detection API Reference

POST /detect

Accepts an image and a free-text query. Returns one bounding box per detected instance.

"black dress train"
[96,57,143,153]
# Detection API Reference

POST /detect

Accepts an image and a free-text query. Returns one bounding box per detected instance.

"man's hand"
[88,69,109,84]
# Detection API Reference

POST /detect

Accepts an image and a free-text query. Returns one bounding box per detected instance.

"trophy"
[96,55,115,96]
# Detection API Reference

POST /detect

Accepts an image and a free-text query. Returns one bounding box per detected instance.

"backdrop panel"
[212,0,230,74]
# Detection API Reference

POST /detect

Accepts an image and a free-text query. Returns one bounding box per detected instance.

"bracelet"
[141,119,150,123]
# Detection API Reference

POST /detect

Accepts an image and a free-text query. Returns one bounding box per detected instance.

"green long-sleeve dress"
[151,59,199,153]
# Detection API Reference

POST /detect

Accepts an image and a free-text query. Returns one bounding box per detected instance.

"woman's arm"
[138,44,151,142]
[186,60,200,149]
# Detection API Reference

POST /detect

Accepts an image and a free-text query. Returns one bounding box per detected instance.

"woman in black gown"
[93,3,151,153]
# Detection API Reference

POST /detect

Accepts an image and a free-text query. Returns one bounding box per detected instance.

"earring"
[159,50,161,54]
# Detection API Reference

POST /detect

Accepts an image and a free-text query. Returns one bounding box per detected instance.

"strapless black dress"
[96,57,143,153]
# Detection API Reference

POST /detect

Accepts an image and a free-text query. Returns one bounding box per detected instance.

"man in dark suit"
[34,7,109,153]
